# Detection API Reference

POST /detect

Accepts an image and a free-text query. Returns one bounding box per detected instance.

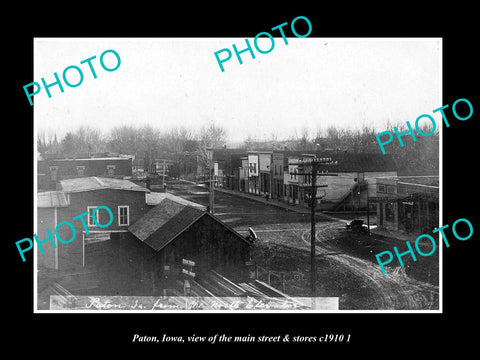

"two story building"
[37,155,133,191]
[271,152,284,199]
[210,148,398,211]
[283,152,398,211]
[37,176,255,299]
[247,153,259,194]
[37,176,150,271]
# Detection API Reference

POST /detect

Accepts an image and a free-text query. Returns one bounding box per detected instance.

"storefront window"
[385,202,395,222]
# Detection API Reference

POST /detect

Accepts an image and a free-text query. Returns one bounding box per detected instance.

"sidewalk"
[213,187,346,220]
[186,181,412,242]
[368,226,412,242]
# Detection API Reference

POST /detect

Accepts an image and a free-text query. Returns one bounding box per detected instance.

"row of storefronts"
[373,176,439,234]
[209,148,439,235]
[211,149,398,211]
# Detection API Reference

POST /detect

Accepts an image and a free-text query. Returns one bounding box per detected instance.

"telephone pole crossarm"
[288,157,340,298]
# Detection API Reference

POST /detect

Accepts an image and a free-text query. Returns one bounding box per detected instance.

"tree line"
[38,123,227,179]
[38,122,438,177]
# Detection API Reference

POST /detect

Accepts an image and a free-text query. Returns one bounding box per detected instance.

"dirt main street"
[166,180,440,310]
[302,222,439,309]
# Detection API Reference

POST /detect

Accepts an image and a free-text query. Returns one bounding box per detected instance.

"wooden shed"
[128,197,254,285]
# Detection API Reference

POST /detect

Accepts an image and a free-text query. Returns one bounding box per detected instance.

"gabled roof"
[59,176,149,193]
[129,196,251,252]
[129,198,204,250]
[37,191,69,208]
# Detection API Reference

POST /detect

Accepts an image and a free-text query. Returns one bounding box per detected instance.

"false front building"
[283,152,398,211]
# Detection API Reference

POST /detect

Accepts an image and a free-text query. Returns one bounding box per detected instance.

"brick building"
[37,156,133,190]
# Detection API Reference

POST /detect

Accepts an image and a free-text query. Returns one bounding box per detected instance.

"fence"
[252,264,286,294]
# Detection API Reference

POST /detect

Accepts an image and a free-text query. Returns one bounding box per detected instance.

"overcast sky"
[34,37,441,144]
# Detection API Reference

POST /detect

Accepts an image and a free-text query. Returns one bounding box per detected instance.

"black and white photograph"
[33,37,441,312]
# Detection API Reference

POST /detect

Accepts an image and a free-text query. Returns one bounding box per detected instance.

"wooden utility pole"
[162,159,166,186]
[291,156,337,298]
[309,164,318,297]
[209,165,215,215]
[206,148,214,215]
[366,189,370,235]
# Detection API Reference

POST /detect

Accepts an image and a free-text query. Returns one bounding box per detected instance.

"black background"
[5,4,478,355]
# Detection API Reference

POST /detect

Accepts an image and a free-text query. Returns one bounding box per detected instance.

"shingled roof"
[129,196,251,252]
[129,198,205,251]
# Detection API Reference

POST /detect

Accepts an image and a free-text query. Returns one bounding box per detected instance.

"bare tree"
[37,130,60,155]
[160,126,196,154]
[197,122,227,176]
[60,126,106,156]
[107,125,138,155]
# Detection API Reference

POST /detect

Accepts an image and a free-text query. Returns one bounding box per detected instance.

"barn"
[127,196,254,288]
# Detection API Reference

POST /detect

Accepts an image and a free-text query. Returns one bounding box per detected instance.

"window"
[88,206,104,227]
[378,184,386,193]
[386,202,395,221]
[76,166,86,176]
[387,186,396,194]
[118,206,129,226]
[107,165,116,176]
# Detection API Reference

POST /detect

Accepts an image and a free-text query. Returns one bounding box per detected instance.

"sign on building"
[248,154,259,176]
[182,258,196,278]
[182,259,195,267]
[259,153,272,172]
